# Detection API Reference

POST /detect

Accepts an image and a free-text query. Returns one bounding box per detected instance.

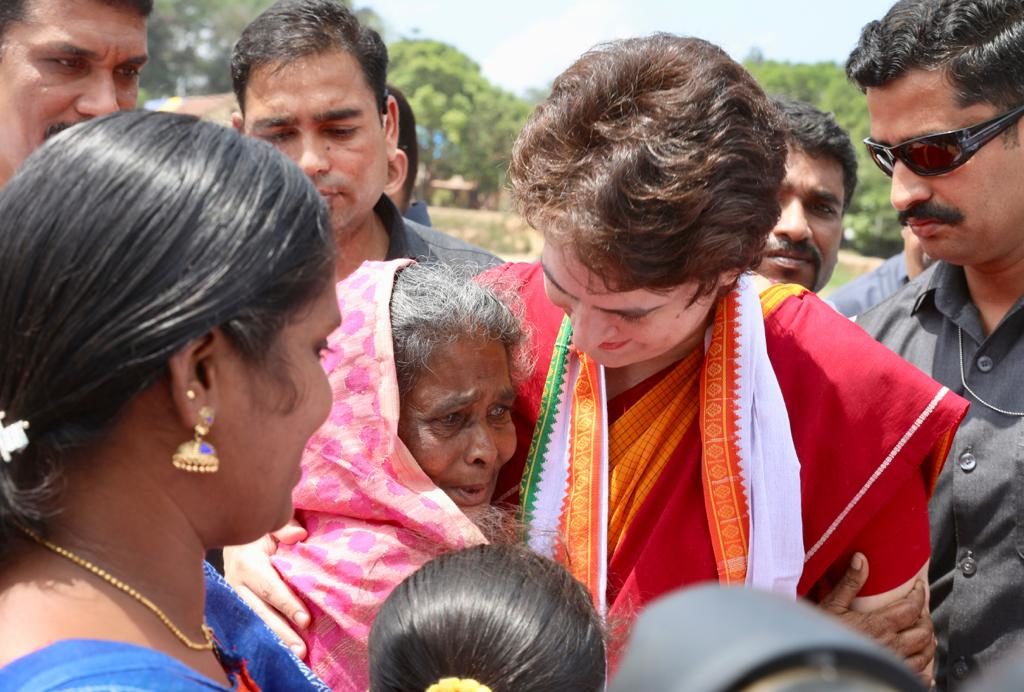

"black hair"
[388,84,419,204]
[231,0,388,115]
[847,0,1024,109]
[368,544,606,692]
[0,0,153,47]
[0,110,333,555]
[772,96,858,211]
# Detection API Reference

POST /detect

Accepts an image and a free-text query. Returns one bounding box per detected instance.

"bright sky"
[366,0,898,96]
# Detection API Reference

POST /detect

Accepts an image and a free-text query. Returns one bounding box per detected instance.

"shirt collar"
[375,195,408,261]
[912,261,969,319]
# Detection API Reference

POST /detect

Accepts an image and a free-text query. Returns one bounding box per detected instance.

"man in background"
[231,0,497,281]
[0,0,151,187]
[756,97,857,293]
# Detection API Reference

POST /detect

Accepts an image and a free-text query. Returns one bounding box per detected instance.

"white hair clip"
[0,412,30,462]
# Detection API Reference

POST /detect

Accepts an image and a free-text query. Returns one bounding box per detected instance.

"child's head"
[368,544,606,692]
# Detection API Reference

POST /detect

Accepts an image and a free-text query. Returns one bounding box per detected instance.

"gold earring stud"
[172,406,219,473]
[186,389,197,401]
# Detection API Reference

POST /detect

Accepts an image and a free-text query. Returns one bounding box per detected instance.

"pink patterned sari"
[272,260,487,691]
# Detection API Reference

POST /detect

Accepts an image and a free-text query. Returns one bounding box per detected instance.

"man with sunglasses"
[848,1,1024,688]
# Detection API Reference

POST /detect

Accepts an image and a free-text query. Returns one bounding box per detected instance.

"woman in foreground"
[0,111,339,689]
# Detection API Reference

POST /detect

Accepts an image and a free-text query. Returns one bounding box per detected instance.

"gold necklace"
[18,525,215,651]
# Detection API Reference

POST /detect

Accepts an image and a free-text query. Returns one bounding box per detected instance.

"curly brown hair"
[509,34,787,298]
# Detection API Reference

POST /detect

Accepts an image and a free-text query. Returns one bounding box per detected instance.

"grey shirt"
[376,196,501,272]
[857,261,1024,690]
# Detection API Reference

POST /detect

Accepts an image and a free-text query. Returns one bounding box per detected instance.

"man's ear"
[231,112,245,133]
[165,331,227,431]
[383,94,399,157]
[384,148,409,208]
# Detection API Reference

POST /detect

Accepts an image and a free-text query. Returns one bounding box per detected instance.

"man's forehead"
[865,69,995,141]
[250,50,373,96]
[14,0,147,53]
[23,0,144,26]
[783,149,843,194]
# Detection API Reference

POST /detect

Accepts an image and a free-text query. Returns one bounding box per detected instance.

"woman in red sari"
[489,34,966,680]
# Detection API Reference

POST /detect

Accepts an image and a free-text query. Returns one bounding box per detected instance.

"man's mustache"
[765,236,822,268]
[898,202,964,227]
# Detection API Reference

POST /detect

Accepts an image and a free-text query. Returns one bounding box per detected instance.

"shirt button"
[977,355,994,372]
[959,450,977,472]
[952,657,970,679]
[960,553,978,577]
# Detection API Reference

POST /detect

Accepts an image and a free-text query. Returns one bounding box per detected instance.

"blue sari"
[0,563,330,691]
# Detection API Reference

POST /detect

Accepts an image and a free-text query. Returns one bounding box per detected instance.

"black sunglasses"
[864,102,1024,177]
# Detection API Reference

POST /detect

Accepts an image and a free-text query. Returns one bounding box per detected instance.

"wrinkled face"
[211,281,341,540]
[0,0,147,183]
[239,50,398,243]
[866,68,1024,272]
[757,148,845,292]
[398,337,517,513]
[541,237,721,371]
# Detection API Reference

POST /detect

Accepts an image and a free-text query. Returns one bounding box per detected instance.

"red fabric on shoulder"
[820,471,930,597]
[763,289,967,597]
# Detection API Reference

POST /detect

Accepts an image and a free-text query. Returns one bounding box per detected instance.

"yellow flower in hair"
[426,677,493,692]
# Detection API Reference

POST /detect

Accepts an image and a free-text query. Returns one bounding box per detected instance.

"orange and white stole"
[519,275,805,609]
[519,316,610,612]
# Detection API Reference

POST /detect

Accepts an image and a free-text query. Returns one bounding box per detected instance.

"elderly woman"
[263,259,528,690]
[0,111,339,689]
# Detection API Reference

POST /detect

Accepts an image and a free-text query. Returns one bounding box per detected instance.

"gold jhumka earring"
[172,404,219,473]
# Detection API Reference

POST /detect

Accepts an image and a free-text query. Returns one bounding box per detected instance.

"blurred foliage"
[745,59,902,257]
[388,39,531,199]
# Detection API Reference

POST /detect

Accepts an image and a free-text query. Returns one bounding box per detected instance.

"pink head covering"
[272,259,487,691]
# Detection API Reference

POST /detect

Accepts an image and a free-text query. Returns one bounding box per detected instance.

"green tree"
[745,60,902,256]
[388,39,531,202]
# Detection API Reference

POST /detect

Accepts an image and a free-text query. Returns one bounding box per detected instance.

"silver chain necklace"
[958,326,1024,416]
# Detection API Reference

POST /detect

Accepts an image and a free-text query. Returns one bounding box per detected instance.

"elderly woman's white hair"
[389,262,533,398]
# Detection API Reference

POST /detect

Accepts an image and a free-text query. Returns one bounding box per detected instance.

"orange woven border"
[559,352,604,606]
[700,290,750,585]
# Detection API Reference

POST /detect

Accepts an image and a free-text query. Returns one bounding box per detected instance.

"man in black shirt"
[849,1,1024,687]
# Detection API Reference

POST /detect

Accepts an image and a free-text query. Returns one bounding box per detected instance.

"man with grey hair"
[0,0,151,187]
[849,1,1024,687]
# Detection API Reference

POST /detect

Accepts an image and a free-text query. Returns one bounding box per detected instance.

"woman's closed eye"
[618,312,647,324]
